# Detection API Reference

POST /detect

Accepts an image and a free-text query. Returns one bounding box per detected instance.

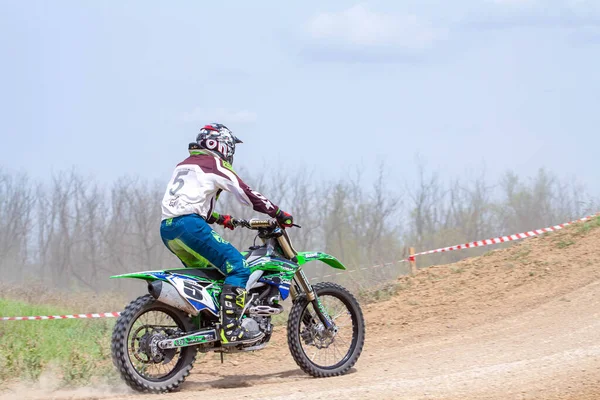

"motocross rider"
[160,123,294,346]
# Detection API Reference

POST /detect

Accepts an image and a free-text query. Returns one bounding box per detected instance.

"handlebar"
[232,218,301,230]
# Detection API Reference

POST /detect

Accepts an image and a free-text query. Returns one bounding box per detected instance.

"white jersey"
[161,151,279,221]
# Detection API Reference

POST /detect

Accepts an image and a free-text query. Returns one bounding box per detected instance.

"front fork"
[291,269,335,330]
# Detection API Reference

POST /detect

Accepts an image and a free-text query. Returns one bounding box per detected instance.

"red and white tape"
[1,312,120,321]
[315,212,599,281]
[408,212,599,260]
[3,213,598,318]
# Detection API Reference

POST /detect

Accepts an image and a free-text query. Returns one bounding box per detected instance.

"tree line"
[0,165,596,294]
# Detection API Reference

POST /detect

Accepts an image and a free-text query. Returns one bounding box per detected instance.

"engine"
[240,284,285,344]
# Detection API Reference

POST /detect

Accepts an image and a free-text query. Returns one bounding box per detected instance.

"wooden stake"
[409,247,417,275]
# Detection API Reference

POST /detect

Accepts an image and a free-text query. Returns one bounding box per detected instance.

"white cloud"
[306,5,439,50]
[179,108,257,124]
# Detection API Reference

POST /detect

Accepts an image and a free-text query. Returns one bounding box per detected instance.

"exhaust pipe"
[148,281,198,316]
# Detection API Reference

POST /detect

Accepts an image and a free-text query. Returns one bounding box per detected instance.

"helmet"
[196,123,243,164]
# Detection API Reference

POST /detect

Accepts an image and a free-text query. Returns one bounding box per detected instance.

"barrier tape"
[312,212,599,281]
[1,312,121,321]
[409,212,599,259]
[3,213,598,319]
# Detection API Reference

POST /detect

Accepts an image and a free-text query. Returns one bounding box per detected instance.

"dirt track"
[6,224,600,399]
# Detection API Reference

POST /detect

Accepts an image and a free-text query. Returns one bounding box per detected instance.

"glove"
[276,209,294,228]
[217,214,235,230]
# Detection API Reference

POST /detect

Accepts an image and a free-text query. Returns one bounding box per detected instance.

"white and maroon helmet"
[196,123,243,164]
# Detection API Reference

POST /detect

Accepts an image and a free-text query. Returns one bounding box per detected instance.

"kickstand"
[220,352,224,364]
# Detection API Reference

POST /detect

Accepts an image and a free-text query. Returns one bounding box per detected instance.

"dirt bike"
[110,218,365,393]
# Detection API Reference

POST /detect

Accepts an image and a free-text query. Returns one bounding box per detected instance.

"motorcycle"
[110,218,365,393]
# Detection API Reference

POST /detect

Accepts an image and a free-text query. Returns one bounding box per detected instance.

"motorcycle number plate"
[167,274,218,315]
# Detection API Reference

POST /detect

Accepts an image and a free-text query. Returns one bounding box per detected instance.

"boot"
[220,285,264,346]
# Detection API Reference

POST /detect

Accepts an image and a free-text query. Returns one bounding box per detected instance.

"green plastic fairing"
[110,252,346,283]
[248,258,298,274]
[296,252,346,270]
[110,270,168,281]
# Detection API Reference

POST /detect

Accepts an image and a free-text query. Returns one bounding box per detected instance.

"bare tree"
[0,170,35,279]
[0,162,597,294]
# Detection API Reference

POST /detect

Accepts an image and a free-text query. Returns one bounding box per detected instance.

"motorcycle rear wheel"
[111,294,197,393]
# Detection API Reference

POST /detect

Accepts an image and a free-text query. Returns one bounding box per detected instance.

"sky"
[1,0,600,195]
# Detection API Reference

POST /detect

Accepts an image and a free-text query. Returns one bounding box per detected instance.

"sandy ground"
[3,224,600,400]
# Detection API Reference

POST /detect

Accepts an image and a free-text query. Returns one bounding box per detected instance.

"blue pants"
[160,214,249,288]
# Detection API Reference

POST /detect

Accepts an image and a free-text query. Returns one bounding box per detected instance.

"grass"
[556,239,575,249]
[357,281,412,304]
[554,217,600,249]
[576,216,600,236]
[0,298,116,387]
[508,246,531,262]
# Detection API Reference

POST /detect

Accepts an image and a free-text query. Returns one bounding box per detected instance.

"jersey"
[161,151,279,221]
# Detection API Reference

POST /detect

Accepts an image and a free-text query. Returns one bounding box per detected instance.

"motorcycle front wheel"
[287,282,365,377]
